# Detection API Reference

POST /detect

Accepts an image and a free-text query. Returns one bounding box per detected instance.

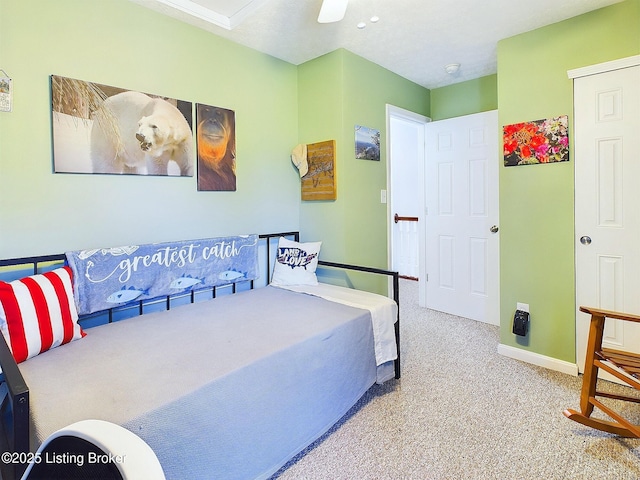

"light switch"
[380,189,387,203]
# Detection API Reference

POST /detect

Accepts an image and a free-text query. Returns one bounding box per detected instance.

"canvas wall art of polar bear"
[51,75,193,177]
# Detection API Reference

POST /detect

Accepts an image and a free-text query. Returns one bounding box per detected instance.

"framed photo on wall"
[503,115,569,166]
[51,75,193,176]
[355,125,380,161]
[196,103,236,191]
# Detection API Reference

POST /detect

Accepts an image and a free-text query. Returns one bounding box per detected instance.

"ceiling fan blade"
[317,0,348,23]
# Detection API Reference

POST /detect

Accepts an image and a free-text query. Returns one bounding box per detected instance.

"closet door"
[573,61,640,376]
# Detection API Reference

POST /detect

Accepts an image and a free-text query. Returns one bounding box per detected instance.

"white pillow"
[270,237,322,286]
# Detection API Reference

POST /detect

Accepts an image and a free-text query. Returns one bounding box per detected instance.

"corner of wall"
[497,0,640,364]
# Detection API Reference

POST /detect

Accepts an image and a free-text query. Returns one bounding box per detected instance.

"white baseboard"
[497,344,579,376]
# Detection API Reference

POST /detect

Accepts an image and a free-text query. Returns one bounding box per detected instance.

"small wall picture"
[355,125,380,161]
[51,75,193,176]
[0,72,12,112]
[503,115,569,166]
[196,103,236,191]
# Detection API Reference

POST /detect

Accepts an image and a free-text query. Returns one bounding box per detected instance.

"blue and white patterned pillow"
[270,237,322,286]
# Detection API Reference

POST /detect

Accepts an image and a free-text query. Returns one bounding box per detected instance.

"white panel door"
[424,110,499,325]
[574,64,640,376]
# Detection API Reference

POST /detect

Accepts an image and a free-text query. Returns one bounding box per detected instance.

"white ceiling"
[130,0,623,89]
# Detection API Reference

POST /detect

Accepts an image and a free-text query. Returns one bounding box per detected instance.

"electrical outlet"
[516,302,529,313]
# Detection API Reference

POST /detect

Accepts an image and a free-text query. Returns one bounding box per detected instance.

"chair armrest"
[580,306,640,323]
[21,420,165,480]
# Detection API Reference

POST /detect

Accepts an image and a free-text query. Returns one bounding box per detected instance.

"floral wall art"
[503,115,569,167]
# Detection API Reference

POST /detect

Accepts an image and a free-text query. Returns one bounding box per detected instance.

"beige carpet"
[272,280,640,479]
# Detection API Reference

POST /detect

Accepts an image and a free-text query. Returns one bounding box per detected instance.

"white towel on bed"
[271,283,398,366]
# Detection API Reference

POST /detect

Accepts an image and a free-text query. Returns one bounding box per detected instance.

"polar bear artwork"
[90,91,193,176]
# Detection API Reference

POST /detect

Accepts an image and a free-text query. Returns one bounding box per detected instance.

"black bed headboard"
[0,231,300,328]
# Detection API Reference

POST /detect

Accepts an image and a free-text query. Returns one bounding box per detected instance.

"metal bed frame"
[0,231,400,480]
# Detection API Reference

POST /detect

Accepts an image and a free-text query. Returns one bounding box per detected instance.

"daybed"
[0,232,400,480]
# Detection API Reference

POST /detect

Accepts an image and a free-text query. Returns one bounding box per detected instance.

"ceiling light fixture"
[444,63,461,74]
[370,16,379,23]
[357,21,366,29]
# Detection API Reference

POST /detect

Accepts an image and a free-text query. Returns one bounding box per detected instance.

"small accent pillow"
[0,266,86,364]
[270,237,322,286]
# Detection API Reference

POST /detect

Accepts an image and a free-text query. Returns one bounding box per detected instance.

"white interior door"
[387,105,428,283]
[424,110,499,325]
[573,60,640,376]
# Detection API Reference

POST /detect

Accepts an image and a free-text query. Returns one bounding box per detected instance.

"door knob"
[490,225,499,233]
[580,236,592,245]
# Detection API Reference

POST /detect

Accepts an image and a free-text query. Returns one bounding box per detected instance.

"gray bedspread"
[18,286,385,479]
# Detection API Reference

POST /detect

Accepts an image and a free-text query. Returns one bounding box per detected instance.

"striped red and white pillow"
[0,266,86,364]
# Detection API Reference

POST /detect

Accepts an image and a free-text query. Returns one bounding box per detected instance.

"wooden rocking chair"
[563,306,640,437]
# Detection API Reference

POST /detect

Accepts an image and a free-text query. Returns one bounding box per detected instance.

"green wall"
[427,0,639,365]
[298,49,429,291]
[0,0,299,258]
[430,75,497,121]
[498,0,640,362]
[297,51,347,260]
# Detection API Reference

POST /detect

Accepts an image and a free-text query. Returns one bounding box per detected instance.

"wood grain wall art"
[302,140,336,201]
